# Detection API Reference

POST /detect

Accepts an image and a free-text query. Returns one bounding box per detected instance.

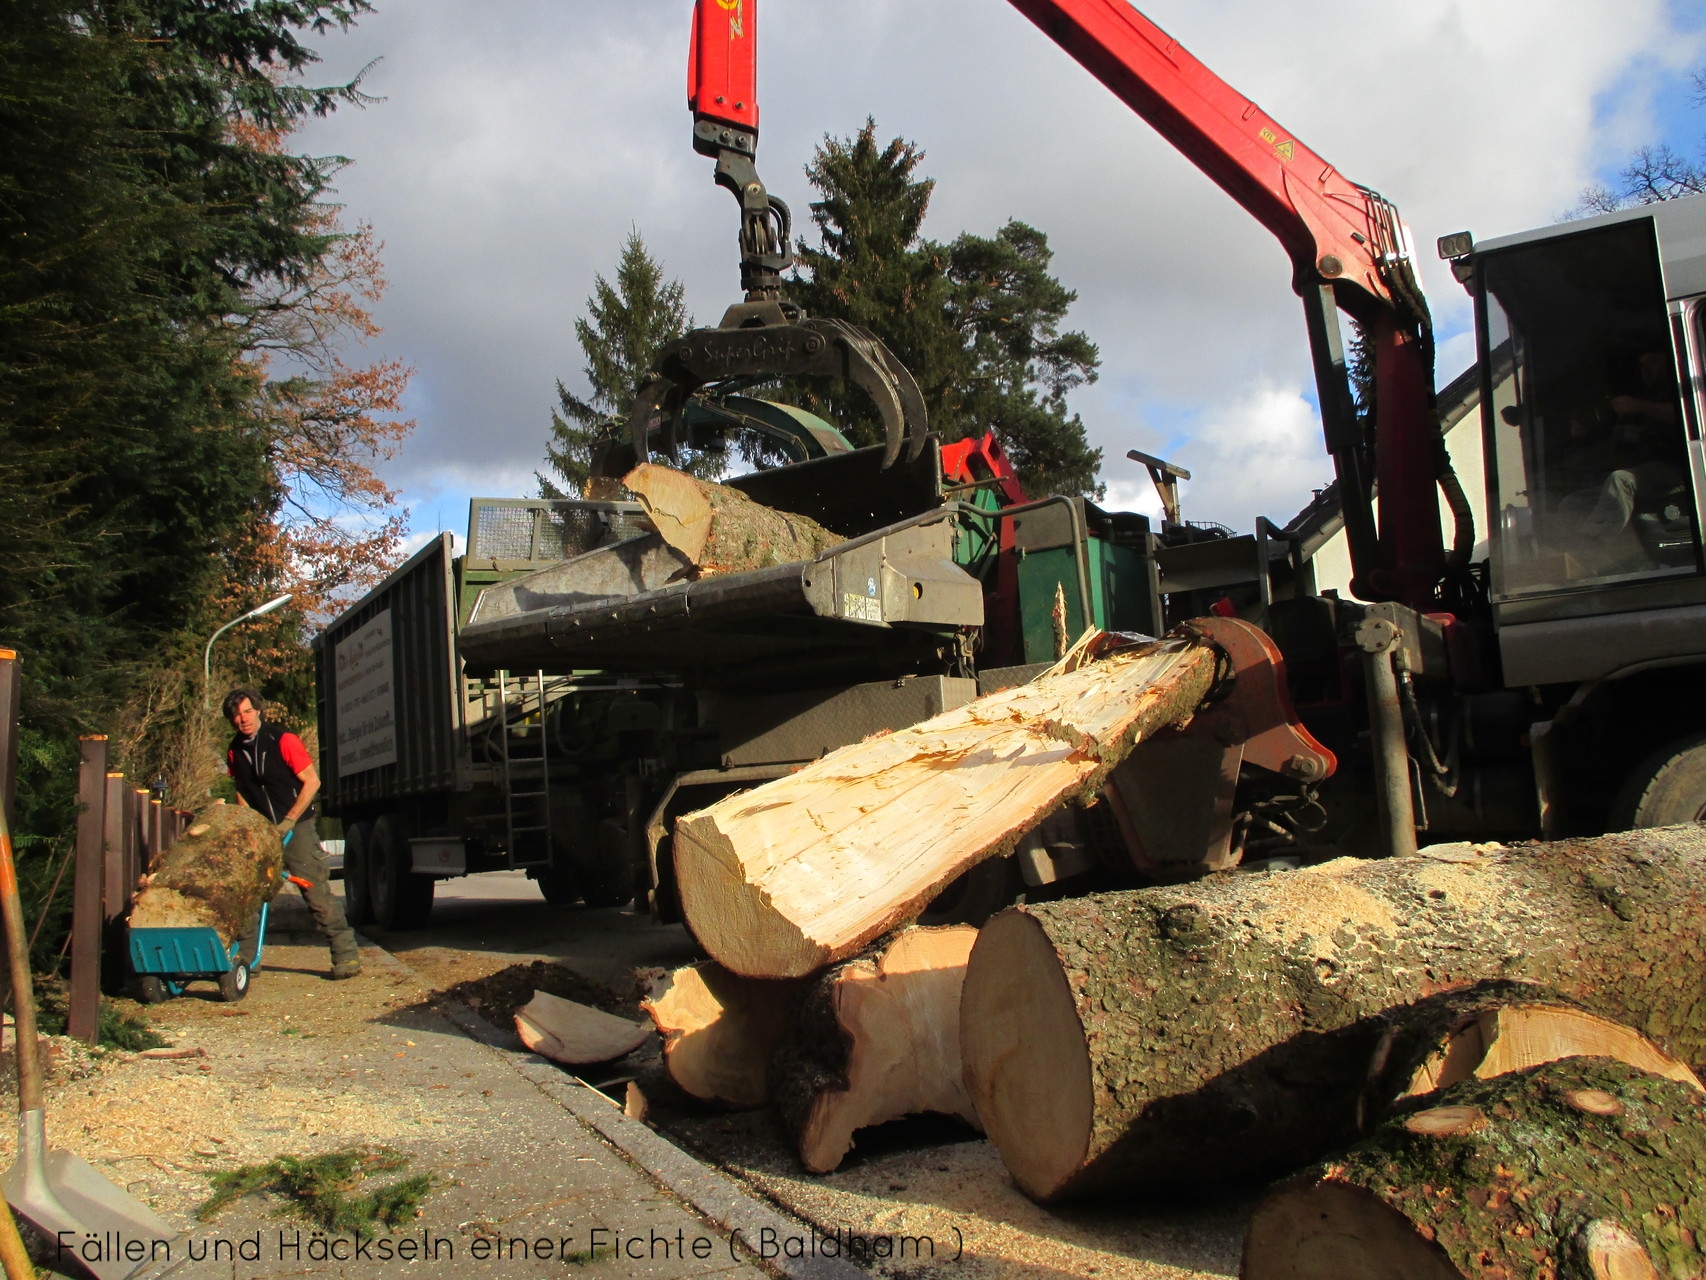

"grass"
[197,1146,439,1234]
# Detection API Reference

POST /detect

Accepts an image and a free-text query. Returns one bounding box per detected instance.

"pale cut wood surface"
[622,463,844,575]
[642,962,809,1108]
[777,925,981,1174]
[514,991,652,1065]
[673,637,1217,978]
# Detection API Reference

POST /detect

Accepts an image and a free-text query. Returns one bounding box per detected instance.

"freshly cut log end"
[1372,987,1703,1111]
[641,963,808,1108]
[127,804,283,943]
[1244,1059,1706,1280]
[1241,1182,1466,1280]
[775,925,981,1174]
[959,909,1094,1202]
[622,463,844,575]
[515,991,651,1065]
[674,636,1217,979]
[963,826,1706,1202]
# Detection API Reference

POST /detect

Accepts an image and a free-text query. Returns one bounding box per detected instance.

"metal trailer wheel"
[368,815,434,930]
[532,863,580,906]
[218,962,250,1003]
[343,820,376,925]
[137,975,167,1005]
[1611,732,1706,830]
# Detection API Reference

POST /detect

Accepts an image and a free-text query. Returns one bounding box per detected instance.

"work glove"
[274,818,296,840]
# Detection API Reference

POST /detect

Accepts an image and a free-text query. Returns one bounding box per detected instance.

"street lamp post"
[203,594,293,709]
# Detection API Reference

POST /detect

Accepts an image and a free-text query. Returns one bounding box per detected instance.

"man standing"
[223,687,362,980]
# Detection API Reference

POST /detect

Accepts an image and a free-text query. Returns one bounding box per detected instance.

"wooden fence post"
[69,737,108,1044]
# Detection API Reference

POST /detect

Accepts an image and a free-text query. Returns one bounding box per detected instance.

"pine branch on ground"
[198,1146,438,1234]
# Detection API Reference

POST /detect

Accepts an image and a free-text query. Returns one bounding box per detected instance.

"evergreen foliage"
[541,232,704,496]
[788,120,1103,497]
[0,0,384,961]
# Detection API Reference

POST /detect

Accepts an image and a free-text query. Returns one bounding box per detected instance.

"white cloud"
[294,0,1704,538]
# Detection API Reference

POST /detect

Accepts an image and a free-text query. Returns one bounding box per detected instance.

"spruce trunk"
[127,804,284,944]
[774,925,981,1174]
[623,463,845,576]
[674,636,1217,979]
[1242,1059,1706,1280]
[960,827,1706,1202]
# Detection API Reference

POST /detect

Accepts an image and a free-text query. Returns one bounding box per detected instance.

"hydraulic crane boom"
[684,0,1466,608]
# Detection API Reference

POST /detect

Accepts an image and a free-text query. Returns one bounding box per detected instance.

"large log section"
[643,963,810,1108]
[674,635,1219,979]
[774,925,981,1173]
[623,463,845,575]
[1243,1059,1706,1280]
[960,828,1706,1202]
[127,804,283,943]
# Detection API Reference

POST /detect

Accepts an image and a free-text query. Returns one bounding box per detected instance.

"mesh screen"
[472,503,629,562]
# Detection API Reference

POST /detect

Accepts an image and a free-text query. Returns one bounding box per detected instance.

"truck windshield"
[1479,218,1700,599]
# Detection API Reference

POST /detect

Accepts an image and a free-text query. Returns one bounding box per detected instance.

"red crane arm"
[689,0,759,135]
[1004,0,1409,320]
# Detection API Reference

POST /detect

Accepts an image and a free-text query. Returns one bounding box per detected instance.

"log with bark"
[1242,1058,1706,1280]
[622,463,845,576]
[514,991,652,1065]
[127,804,283,944]
[641,962,810,1108]
[1361,982,1702,1126]
[774,925,981,1173]
[959,827,1706,1202]
[674,634,1218,978]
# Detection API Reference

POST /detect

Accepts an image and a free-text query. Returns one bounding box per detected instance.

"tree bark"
[641,962,810,1108]
[1362,983,1702,1126]
[1243,1058,1706,1280]
[126,804,283,944]
[774,925,981,1174]
[674,635,1218,978]
[959,826,1706,1202]
[623,463,845,576]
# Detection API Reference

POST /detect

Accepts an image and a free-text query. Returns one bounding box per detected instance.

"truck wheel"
[1610,733,1706,830]
[918,856,1019,927]
[533,864,580,906]
[572,819,636,909]
[343,821,375,925]
[369,815,434,930]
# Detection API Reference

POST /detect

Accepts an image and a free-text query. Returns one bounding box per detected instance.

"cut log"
[675,635,1218,978]
[774,925,981,1174]
[960,826,1706,1202]
[514,991,651,1065]
[641,963,810,1108]
[1363,982,1702,1124]
[1241,1058,1706,1280]
[622,463,845,575]
[127,804,283,944]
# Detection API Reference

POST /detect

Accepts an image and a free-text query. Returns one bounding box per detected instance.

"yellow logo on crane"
[1257,127,1295,162]
[717,0,745,38]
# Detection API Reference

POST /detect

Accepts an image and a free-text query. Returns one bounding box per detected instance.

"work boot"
[330,958,362,981]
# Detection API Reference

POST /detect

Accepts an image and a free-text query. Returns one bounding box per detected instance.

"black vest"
[229,722,308,821]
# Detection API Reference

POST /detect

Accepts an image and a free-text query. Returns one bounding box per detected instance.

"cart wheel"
[218,962,251,1003]
[137,975,168,1005]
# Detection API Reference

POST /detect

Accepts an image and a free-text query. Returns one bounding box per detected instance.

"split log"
[641,963,810,1108]
[127,804,283,944]
[622,463,845,575]
[774,925,981,1174]
[514,991,652,1065]
[1362,982,1702,1125]
[1242,1058,1706,1280]
[959,827,1706,1202]
[675,635,1218,978]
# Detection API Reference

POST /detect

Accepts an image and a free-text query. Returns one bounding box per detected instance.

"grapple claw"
[602,316,928,483]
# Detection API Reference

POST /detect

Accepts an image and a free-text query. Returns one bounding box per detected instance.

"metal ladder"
[496,669,559,868]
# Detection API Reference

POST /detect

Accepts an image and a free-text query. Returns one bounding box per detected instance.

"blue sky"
[291,1,1706,550]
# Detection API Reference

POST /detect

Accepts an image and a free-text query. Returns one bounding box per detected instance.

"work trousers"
[238,817,360,967]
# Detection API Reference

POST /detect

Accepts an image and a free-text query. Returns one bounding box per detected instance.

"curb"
[359,934,866,1280]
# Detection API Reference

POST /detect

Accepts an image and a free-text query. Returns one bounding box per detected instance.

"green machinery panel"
[1017,538,1159,664]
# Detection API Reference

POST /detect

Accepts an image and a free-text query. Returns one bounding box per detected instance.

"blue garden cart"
[128,898,269,1004]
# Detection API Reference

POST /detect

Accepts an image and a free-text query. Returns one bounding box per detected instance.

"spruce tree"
[787,120,1103,497]
[541,232,700,496]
